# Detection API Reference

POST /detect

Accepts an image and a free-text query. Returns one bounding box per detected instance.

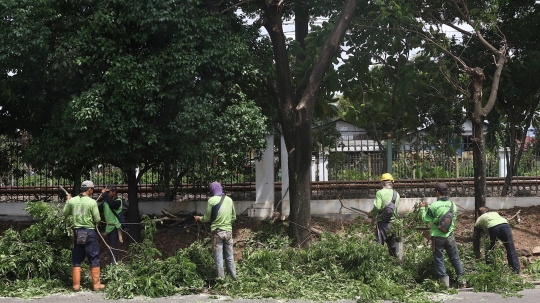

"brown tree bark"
[72,173,82,196]
[126,167,141,243]
[465,52,506,218]
[260,0,359,247]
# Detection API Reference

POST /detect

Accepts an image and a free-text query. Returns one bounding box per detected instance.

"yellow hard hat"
[380,173,394,182]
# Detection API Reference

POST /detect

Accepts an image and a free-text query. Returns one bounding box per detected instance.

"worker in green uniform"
[473,207,520,273]
[418,182,465,288]
[98,184,124,265]
[368,173,400,257]
[194,181,237,280]
[63,180,105,291]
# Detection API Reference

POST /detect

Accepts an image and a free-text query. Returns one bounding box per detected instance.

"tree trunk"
[261,0,358,247]
[466,54,505,219]
[163,159,172,201]
[72,173,82,196]
[286,123,313,247]
[294,1,308,64]
[125,167,141,243]
[468,68,487,218]
[283,0,311,247]
[471,117,486,216]
[501,109,517,197]
[171,167,186,202]
[501,107,535,196]
[502,148,511,197]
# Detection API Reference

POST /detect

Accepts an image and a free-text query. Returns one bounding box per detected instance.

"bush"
[0,202,71,283]
[0,206,533,301]
[0,202,72,297]
[102,216,205,299]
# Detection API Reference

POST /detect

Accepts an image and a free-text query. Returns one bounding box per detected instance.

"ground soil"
[153,206,540,256]
[453,206,540,252]
[2,205,540,265]
[119,205,540,264]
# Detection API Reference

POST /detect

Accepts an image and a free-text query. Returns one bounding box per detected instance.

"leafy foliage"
[337,0,465,151]
[525,258,540,278]
[0,201,533,300]
[464,244,533,295]
[219,222,436,302]
[1,0,270,240]
[0,278,69,299]
[103,216,206,299]
[0,202,72,296]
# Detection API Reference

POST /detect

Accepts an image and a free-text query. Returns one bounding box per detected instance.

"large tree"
[1,0,269,241]
[0,0,54,137]
[337,19,466,171]
[486,1,540,196]
[1,0,104,191]
[495,55,540,196]
[398,0,510,213]
[236,0,360,247]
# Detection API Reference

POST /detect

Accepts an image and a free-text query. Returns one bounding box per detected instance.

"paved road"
[1,287,540,303]
[441,288,540,302]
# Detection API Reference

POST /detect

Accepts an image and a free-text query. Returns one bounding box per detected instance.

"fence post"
[318,150,328,181]
[311,156,316,181]
[456,153,459,178]
[368,154,372,178]
[252,134,275,219]
[498,148,507,177]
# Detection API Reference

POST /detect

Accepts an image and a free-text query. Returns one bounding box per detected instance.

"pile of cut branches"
[0,202,534,301]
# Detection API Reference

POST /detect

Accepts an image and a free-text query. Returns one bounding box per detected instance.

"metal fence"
[0,138,258,203]
[310,130,540,198]
[317,131,513,180]
[1,130,540,203]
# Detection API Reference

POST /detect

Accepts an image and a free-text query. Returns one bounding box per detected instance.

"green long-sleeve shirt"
[370,188,400,222]
[472,212,508,257]
[419,197,457,238]
[63,195,101,229]
[200,195,236,232]
[475,212,508,230]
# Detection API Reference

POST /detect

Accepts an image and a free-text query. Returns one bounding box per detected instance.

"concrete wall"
[311,196,540,220]
[2,196,539,221]
[0,200,255,222]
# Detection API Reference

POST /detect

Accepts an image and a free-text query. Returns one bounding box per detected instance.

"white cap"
[81,180,95,188]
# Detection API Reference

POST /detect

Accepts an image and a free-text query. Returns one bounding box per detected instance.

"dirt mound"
[453,206,540,251]
[148,206,540,260]
[2,205,540,265]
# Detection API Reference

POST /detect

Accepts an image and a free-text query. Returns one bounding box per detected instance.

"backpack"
[379,190,398,222]
[437,202,455,233]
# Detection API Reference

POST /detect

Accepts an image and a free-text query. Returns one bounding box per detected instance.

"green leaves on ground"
[0,202,72,280]
[224,222,433,302]
[0,202,72,297]
[0,205,533,300]
[102,216,207,299]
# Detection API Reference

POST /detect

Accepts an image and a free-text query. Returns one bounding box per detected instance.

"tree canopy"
[3,0,540,241]
[1,0,270,240]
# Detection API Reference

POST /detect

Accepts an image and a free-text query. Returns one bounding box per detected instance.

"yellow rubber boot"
[91,267,105,291]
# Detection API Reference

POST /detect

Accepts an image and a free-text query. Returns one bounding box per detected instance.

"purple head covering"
[209,182,223,196]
